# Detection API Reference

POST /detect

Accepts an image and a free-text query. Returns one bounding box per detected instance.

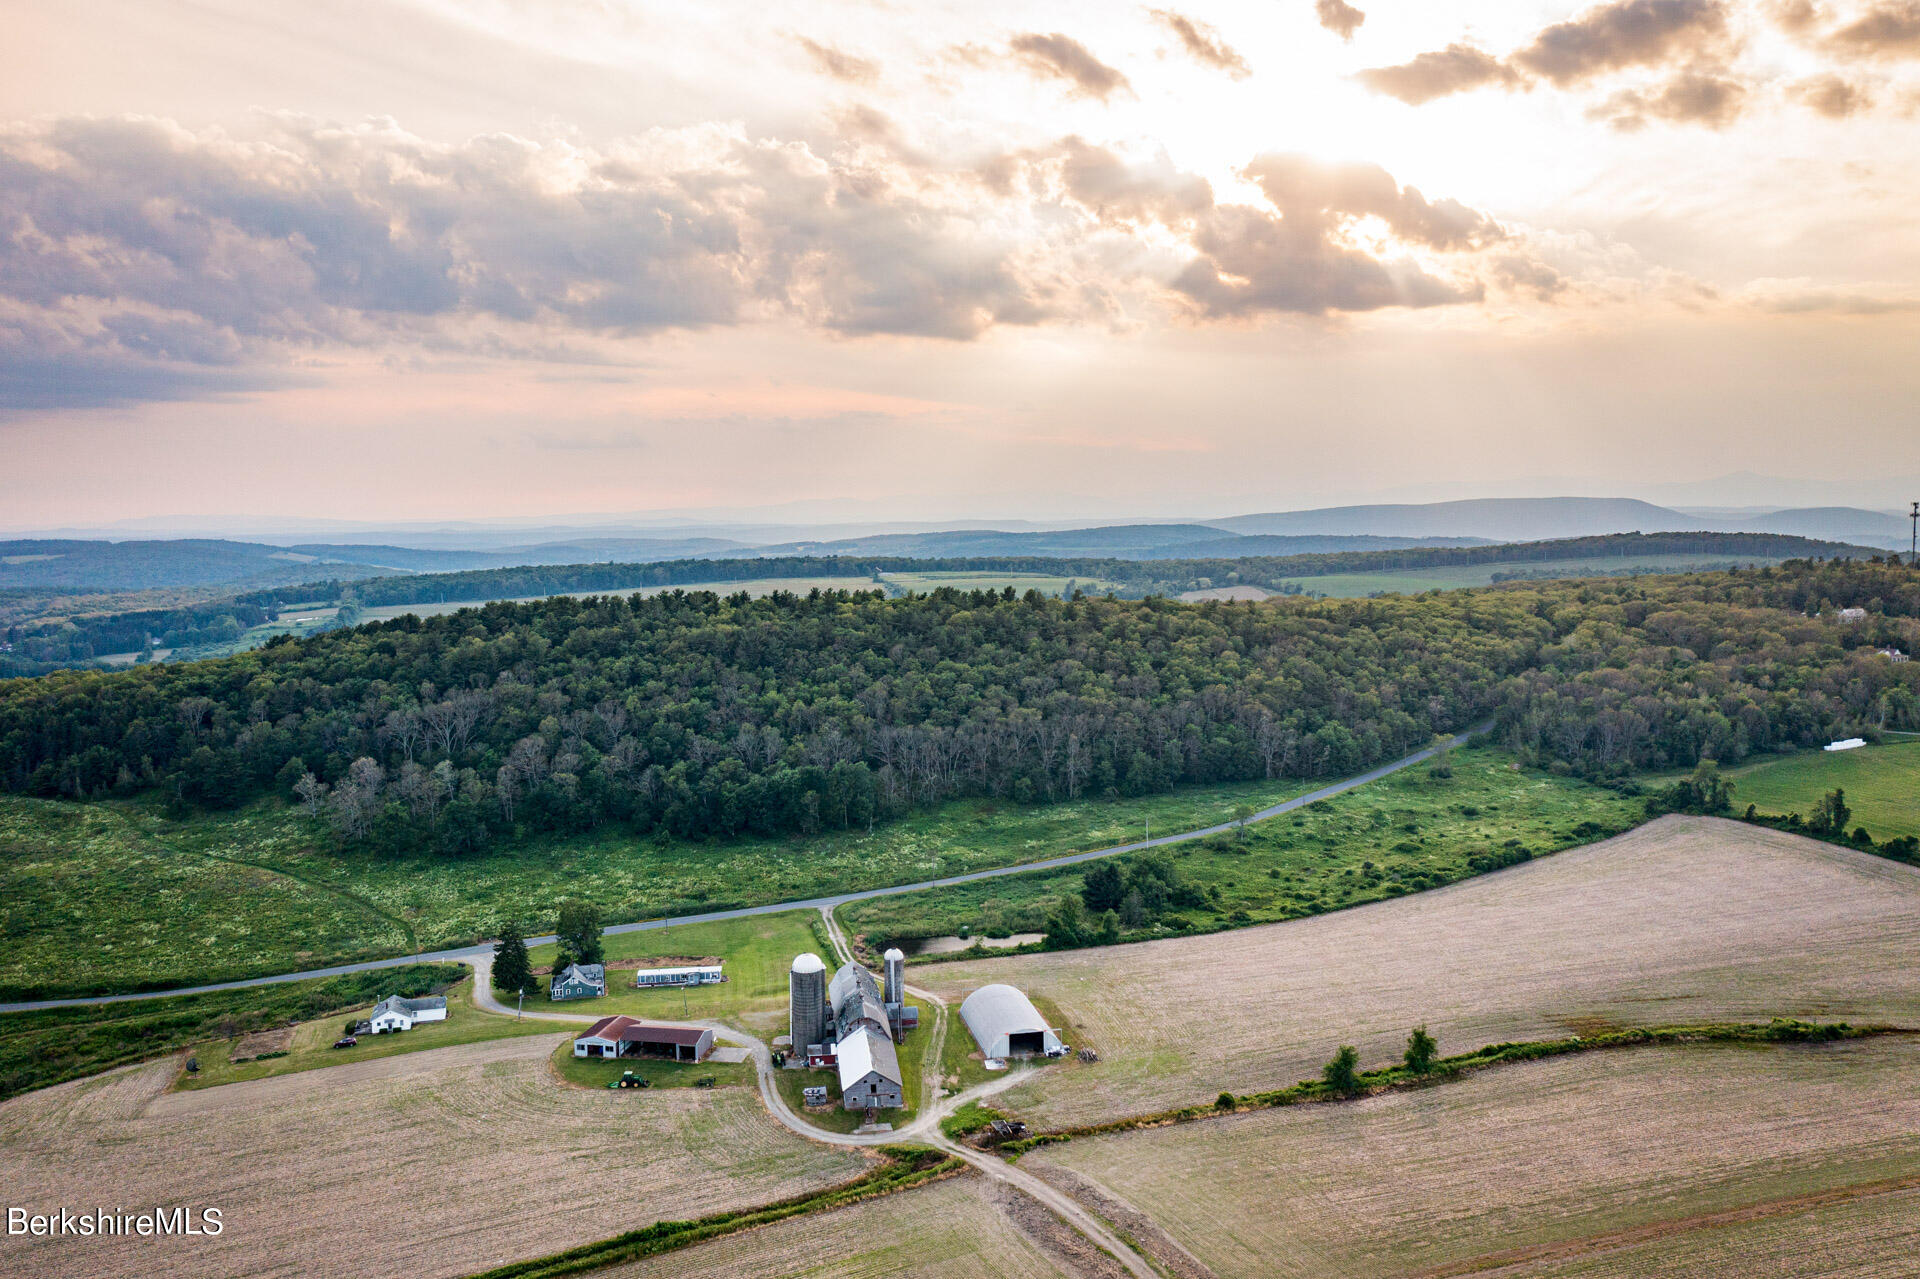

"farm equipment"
[607,1070,651,1089]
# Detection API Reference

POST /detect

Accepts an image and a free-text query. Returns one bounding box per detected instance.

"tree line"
[1,560,1915,857]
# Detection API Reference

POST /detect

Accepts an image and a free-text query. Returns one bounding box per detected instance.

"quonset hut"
[959,984,1064,1059]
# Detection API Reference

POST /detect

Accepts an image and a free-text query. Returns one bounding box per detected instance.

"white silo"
[789,952,828,1051]
[883,947,905,1008]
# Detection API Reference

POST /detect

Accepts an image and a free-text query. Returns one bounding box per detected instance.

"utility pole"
[1910,501,1918,567]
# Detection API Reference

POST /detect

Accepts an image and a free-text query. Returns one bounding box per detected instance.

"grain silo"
[789,952,828,1051]
[882,947,905,1008]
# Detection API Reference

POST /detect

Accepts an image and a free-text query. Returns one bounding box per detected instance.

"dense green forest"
[2,558,1914,855]
[1,598,282,675]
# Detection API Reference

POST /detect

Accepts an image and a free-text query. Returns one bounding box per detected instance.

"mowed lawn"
[913,816,1920,1126]
[0,768,1317,999]
[1723,740,1920,839]
[180,976,558,1090]
[523,910,827,1038]
[0,1036,866,1279]
[1026,1037,1920,1279]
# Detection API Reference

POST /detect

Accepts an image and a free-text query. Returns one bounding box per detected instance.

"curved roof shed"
[959,984,1063,1059]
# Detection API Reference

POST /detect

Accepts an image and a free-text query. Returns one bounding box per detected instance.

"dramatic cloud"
[795,36,879,85]
[1008,32,1134,101]
[1315,0,1367,40]
[1788,70,1875,113]
[0,115,1531,410]
[1512,0,1731,86]
[1151,10,1251,78]
[1357,45,1522,104]
[1592,68,1749,127]
[1361,0,1735,110]
[1811,1,1920,58]
[1173,155,1502,317]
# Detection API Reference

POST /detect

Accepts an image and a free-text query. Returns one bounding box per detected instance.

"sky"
[3,0,1918,528]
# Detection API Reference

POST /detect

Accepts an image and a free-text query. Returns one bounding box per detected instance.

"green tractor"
[607,1069,651,1090]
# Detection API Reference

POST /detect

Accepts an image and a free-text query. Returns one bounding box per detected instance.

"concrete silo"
[789,952,828,1051]
[882,947,906,1008]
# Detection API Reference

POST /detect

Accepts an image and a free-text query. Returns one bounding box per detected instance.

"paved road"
[0,723,1486,1014]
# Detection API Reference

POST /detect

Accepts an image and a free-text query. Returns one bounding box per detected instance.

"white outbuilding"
[959,984,1063,1059]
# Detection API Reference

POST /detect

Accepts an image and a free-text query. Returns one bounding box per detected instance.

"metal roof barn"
[959,984,1063,1059]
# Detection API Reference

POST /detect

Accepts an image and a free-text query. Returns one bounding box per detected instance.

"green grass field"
[880,570,1127,597]
[549,1038,757,1091]
[842,745,1644,952]
[1283,554,1797,598]
[0,771,1316,999]
[523,911,829,1037]
[1718,740,1920,839]
[178,975,558,1090]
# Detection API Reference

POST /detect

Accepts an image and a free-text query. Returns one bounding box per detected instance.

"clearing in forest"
[1024,1037,1920,1279]
[915,816,1920,1125]
[0,1035,865,1279]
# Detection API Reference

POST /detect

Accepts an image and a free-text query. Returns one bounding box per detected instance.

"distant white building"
[1825,738,1867,752]
[1878,648,1909,663]
[1838,607,1868,623]
[632,964,724,988]
[368,994,448,1033]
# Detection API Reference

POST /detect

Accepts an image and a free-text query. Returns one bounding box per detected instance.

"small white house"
[632,964,725,988]
[368,994,448,1033]
[1825,738,1867,752]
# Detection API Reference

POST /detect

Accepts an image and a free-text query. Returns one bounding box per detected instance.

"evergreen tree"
[492,920,533,993]
[1404,1025,1437,1074]
[1322,1044,1361,1096]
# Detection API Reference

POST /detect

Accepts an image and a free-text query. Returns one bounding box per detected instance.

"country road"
[1,723,1486,1014]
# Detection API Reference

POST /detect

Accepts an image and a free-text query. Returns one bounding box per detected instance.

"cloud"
[795,36,879,85]
[1788,71,1876,114]
[1151,10,1251,77]
[1360,0,1733,107]
[1051,137,1215,225]
[1592,68,1750,127]
[1314,0,1367,40]
[1812,1,1920,58]
[1357,44,1522,103]
[1512,0,1732,85]
[1173,155,1502,317]
[1008,32,1134,100]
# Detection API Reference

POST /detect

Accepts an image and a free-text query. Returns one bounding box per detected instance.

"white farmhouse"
[367,994,448,1033]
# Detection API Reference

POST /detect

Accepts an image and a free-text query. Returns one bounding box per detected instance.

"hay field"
[917,816,1920,1125]
[598,1173,1076,1279]
[0,1035,865,1279]
[1026,1038,1920,1279]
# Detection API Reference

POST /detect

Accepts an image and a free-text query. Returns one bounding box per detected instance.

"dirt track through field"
[919,816,1920,1124]
[0,1035,865,1279]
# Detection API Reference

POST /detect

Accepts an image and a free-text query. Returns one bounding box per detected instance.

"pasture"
[1722,739,1920,840]
[0,1035,868,1279]
[881,570,1127,597]
[1026,1037,1920,1279]
[1277,553,1801,597]
[595,1173,1075,1279]
[1,767,1313,998]
[914,817,1920,1125]
[843,747,1643,952]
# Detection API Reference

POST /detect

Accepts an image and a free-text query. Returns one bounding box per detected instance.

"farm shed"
[550,963,606,1001]
[959,985,1063,1059]
[835,1028,904,1111]
[573,1016,714,1062]
[633,964,725,988]
[367,995,447,1033]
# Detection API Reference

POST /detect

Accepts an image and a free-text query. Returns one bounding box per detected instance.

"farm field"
[1720,739,1920,840]
[1277,553,1799,597]
[0,1034,868,1279]
[1025,1037,1920,1279]
[179,976,556,1090]
[523,910,828,1038]
[596,1172,1076,1279]
[914,816,1920,1126]
[881,570,1127,596]
[356,577,885,623]
[0,768,1315,999]
[843,747,1643,953]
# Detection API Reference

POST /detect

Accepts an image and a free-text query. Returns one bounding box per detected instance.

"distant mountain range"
[3,496,1908,595]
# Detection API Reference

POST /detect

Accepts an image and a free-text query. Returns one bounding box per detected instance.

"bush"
[1322,1045,1361,1096]
[1215,1091,1236,1110]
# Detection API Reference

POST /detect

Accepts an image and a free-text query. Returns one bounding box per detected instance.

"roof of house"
[371,994,446,1019]
[579,1015,640,1041]
[836,1027,902,1091]
[553,962,606,986]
